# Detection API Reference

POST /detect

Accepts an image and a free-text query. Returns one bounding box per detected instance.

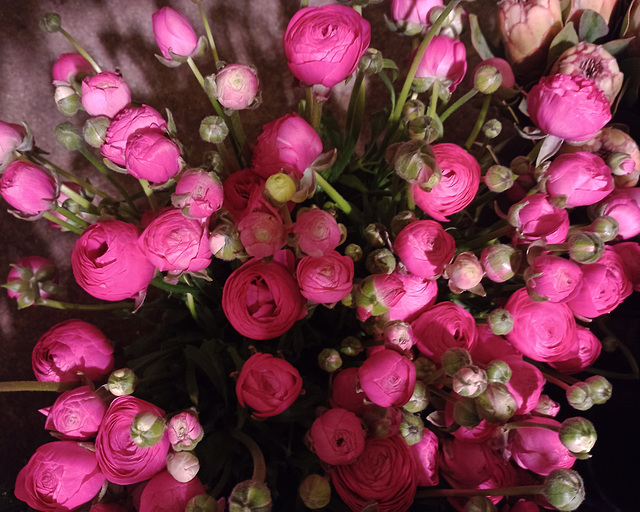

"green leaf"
[602,37,634,56]
[338,174,369,193]
[469,14,495,61]
[620,0,637,38]
[382,58,399,82]
[579,9,609,43]
[547,22,579,65]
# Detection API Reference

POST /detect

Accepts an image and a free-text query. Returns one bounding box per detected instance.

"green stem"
[439,89,479,123]
[457,222,513,253]
[346,71,365,142]
[426,384,457,404]
[230,111,251,161]
[139,179,157,211]
[58,27,102,73]
[427,80,440,120]
[503,421,560,432]
[36,298,134,310]
[150,276,198,294]
[526,138,545,162]
[55,205,89,228]
[60,184,95,212]
[353,4,362,14]
[315,171,352,214]
[465,95,491,150]
[231,430,266,483]
[42,211,84,234]
[416,484,545,499]
[197,2,220,63]
[0,381,76,393]
[185,293,197,321]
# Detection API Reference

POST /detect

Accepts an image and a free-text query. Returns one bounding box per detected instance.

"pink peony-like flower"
[292,208,342,257]
[252,113,322,179]
[222,168,265,222]
[236,352,303,417]
[0,160,57,216]
[15,441,105,512]
[308,408,365,465]
[81,71,131,118]
[214,64,259,110]
[613,242,640,291]
[595,189,640,240]
[125,129,181,183]
[238,210,286,259]
[549,325,602,374]
[152,7,198,61]
[72,220,156,301]
[43,385,107,440]
[296,251,354,304]
[333,435,417,512]
[0,120,27,168]
[283,5,371,88]
[527,73,611,142]
[414,35,467,93]
[394,220,456,278]
[329,367,369,416]
[502,355,544,415]
[508,193,569,244]
[172,169,224,220]
[167,410,203,451]
[139,470,205,512]
[524,254,583,303]
[95,396,170,485]
[384,268,438,323]
[32,319,114,383]
[409,428,440,487]
[52,53,93,84]
[358,349,416,408]
[390,0,443,26]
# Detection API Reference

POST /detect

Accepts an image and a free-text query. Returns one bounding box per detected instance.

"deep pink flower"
[139,471,205,512]
[508,193,569,244]
[524,254,583,302]
[296,251,354,304]
[238,211,286,259]
[595,189,640,240]
[384,268,438,323]
[43,385,107,440]
[0,160,57,216]
[52,53,93,84]
[414,35,467,92]
[172,169,224,220]
[167,410,203,451]
[390,0,443,26]
[329,367,369,416]
[549,325,602,374]
[222,168,265,222]
[613,242,640,291]
[125,129,181,183]
[81,72,131,118]
[409,428,440,487]
[502,355,544,415]
[292,208,342,257]
[470,324,522,364]
[152,7,198,61]
[394,220,456,278]
[0,120,27,168]
[214,64,259,110]
[358,349,416,407]
[309,408,365,465]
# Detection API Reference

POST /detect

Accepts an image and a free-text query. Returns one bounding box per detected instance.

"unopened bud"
[228,480,272,512]
[452,397,481,428]
[186,495,219,512]
[585,216,619,242]
[358,48,384,75]
[390,210,417,237]
[406,116,443,143]
[340,336,363,356]
[474,65,502,94]
[445,252,485,295]
[465,496,497,512]
[484,165,515,193]
[200,116,229,144]
[265,173,295,204]
[568,232,604,264]
[607,151,635,176]
[402,99,425,122]
[486,308,513,335]
[510,156,532,176]
[414,357,438,381]
[55,122,83,151]
[453,365,488,398]
[403,380,428,413]
[366,248,397,274]
[585,375,612,404]
[480,244,522,283]
[83,116,110,148]
[383,321,415,352]
[299,474,331,510]
[542,469,585,511]
[318,348,342,373]
[107,368,138,396]
[167,451,200,482]
[130,412,165,447]
[345,243,363,262]
[388,140,441,187]
[54,85,80,116]
[559,417,597,458]
[209,220,245,261]
[40,13,61,32]
[482,119,502,139]
[476,382,517,422]
[441,348,472,377]
[534,394,561,417]
[486,359,512,384]
[364,223,387,247]
[400,413,424,446]
[566,382,593,411]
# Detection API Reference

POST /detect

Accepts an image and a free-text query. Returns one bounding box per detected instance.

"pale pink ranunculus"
[139,470,205,512]
[167,410,203,451]
[43,385,107,440]
[252,113,322,179]
[445,251,484,294]
[222,168,265,222]
[471,57,515,89]
[329,367,369,417]
[15,441,105,512]
[390,0,443,26]
[549,325,602,374]
[124,129,181,183]
[296,251,354,304]
[139,209,212,273]
[527,73,611,143]
[292,208,342,257]
[238,211,286,259]
[95,396,170,485]
[5,256,57,301]
[152,7,198,61]
[358,349,416,408]
[52,53,94,84]
[508,193,569,244]
[409,428,440,487]
[0,120,27,168]
[594,189,640,240]
[384,268,438,323]
[524,254,583,303]
[309,408,365,466]
[414,35,467,93]
[172,169,223,220]
[72,220,156,301]
[0,160,57,216]
[613,242,640,291]
[394,220,456,278]
[32,320,114,383]
[81,72,131,118]
[502,355,544,415]
[284,4,371,88]
[214,64,259,110]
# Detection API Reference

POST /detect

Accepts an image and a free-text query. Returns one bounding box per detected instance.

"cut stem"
[416,484,545,499]
[503,421,560,432]
[315,171,352,214]
[60,184,95,212]
[232,430,266,483]
[36,298,134,311]
[0,381,76,393]
[59,27,102,73]
[42,211,83,234]
[197,2,220,63]
[465,95,491,150]
[439,89,479,123]
[55,205,89,228]
[139,179,158,211]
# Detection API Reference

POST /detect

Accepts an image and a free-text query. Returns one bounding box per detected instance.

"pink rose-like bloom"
[502,355,544,415]
[152,7,198,61]
[471,324,521,365]
[215,64,259,110]
[238,211,286,259]
[139,209,212,273]
[508,193,569,244]
[595,189,640,240]
[101,105,167,166]
[505,288,577,363]
[292,208,341,257]
[410,428,440,487]
[329,367,368,416]
[139,470,205,512]
[527,73,611,142]
[72,220,156,301]
[236,352,303,418]
[284,5,371,88]
[0,160,57,216]
[95,396,170,485]
[412,143,481,221]
[412,301,477,362]
[81,72,131,118]
[471,57,515,89]
[0,120,26,168]
[5,256,57,300]
[508,417,575,475]
[613,242,640,291]
[333,435,417,512]
[222,169,265,222]
[391,0,443,26]
[297,251,354,304]
[43,385,107,440]
[309,408,365,465]
[384,269,438,322]
[125,129,181,183]
[358,349,416,408]
[524,254,583,303]
[32,319,114,383]
[414,35,467,93]
[549,325,602,374]
[15,441,105,512]
[252,113,322,179]
[172,169,223,220]
[167,410,203,451]
[394,220,456,278]
[222,257,307,340]
[52,53,93,84]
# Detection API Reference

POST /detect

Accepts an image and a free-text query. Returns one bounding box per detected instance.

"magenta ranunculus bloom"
[222,168,265,222]
[444,401,499,443]
[32,319,114,383]
[501,355,544,415]
[52,52,94,84]
[394,220,456,278]
[527,73,611,142]
[152,7,198,61]
[414,35,467,93]
[0,160,57,216]
[43,385,107,440]
[390,0,443,26]
[222,257,307,340]
[508,193,569,244]
[0,120,27,168]
[549,325,602,374]
[384,268,438,323]
[72,220,156,301]
[613,242,640,292]
[308,408,365,466]
[167,410,203,451]
[358,349,416,408]
[15,441,105,512]
[292,208,342,257]
[215,64,259,110]
[470,324,521,365]
[81,71,131,118]
[125,129,181,183]
[95,396,170,485]
[296,251,354,304]
[409,428,440,487]
[172,169,223,220]
[236,352,303,417]
[139,470,205,512]
[238,211,286,259]
[595,189,640,240]
[524,254,583,303]
[284,5,371,88]
[252,113,322,179]
[329,367,369,416]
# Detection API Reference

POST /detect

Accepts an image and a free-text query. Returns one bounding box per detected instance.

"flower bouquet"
[1,0,640,511]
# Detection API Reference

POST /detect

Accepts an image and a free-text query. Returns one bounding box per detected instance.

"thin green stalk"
[60,184,95,212]
[197,2,220,63]
[465,95,491,149]
[353,4,362,14]
[503,421,560,432]
[139,179,157,211]
[36,298,134,310]
[346,71,365,141]
[315,171,352,214]
[185,293,197,321]
[427,80,440,119]
[417,484,545,499]
[58,27,102,73]
[230,111,250,161]
[0,381,76,393]
[55,205,89,228]
[439,89,479,122]
[231,430,266,483]
[42,211,84,234]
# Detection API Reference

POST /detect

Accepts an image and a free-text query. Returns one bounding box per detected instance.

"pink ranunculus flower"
[549,325,602,374]
[390,0,444,26]
[412,143,481,221]
[292,208,342,257]
[0,160,57,216]
[101,105,167,166]
[333,435,417,512]
[125,129,181,183]
[524,254,583,303]
[222,168,265,222]
[527,73,612,143]
[214,64,259,110]
[42,385,107,440]
[0,120,27,168]
[222,256,307,340]
[613,242,640,291]
[167,410,203,451]
[414,35,467,93]
[283,4,371,88]
[236,352,303,418]
[329,367,369,417]
[81,71,131,118]
[252,113,322,179]
[139,470,205,512]
[308,408,365,466]
[95,396,170,485]
[139,209,212,273]
[32,319,114,383]
[238,210,286,259]
[409,428,440,487]
[502,355,544,415]
[594,189,640,240]
[358,349,416,408]
[52,53,94,84]
[15,441,105,512]
[72,220,156,301]
[394,219,456,278]
[296,251,354,304]
[470,324,521,364]
[152,7,199,61]
[172,169,223,220]
[384,268,438,323]
[508,193,569,244]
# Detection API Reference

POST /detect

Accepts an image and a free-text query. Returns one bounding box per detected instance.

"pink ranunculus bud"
[391,0,444,27]
[383,321,416,353]
[43,385,107,440]
[527,74,612,143]
[32,319,114,383]
[214,64,259,110]
[167,410,204,451]
[394,219,456,278]
[329,367,368,416]
[358,349,416,407]
[172,169,223,220]
[296,251,354,304]
[480,244,521,283]
[222,257,307,340]
[501,355,544,414]
[209,218,245,261]
[308,408,365,465]
[5,256,58,308]
[252,113,322,180]
[238,210,286,259]
[236,352,303,418]
[292,208,342,257]
[95,396,170,485]
[593,189,640,239]
[0,120,28,169]
[0,160,57,216]
[534,394,561,417]
[549,325,602,374]
[283,5,371,88]
[354,273,406,321]
[445,251,485,295]
[384,268,438,323]
[81,71,131,119]
[152,7,199,61]
[508,193,569,244]
[222,168,265,222]
[333,435,417,512]
[567,0,619,25]
[504,288,577,363]
[166,452,200,483]
[15,441,105,511]
[139,470,205,512]
[52,52,94,84]
[524,254,583,303]
[124,129,181,183]
[101,105,167,165]
[409,428,439,487]
[471,57,515,89]
[72,220,156,301]
[413,35,467,93]
[613,241,640,291]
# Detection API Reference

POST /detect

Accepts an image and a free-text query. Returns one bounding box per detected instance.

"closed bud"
[318,348,342,373]
[486,359,512,384]
[84,116,110,148]
[480,244,522,283]
[542,469,585,511]
[345,243,363,262]
[186,495,219,512]
[265,173,295,204]
[484,165,515,193]
[299,474,331,510]
[209,220,246,261]
[453,397,481,428]
[482,119,502,139]
[474,65,502,94]
[402,99,425,122]
[228,480,272,512]
[54,122,83,151]
[358,48,384,75]
[364,223,387,247]
[200,116,229,144]
[608,152,635,176]
[388,140,441,188]
[54,85,80,116]
[406,116,443,143]
[510,155,532,176]
[566,382,593,411]
[130,411,166,447]
[559,417,597,457]
[476,382,517,422]
[400,412,424,446]
[445,252,485,296]
[167,451,200,483]
[441,347,472,377]
[465,496,497,512]
[585,216,619,242]
[534,394,561,417]
[414,356,438,381]
[486,308,513,335]
[390,210,417,237]
[568,232,604,264]
[452,365,488,398]
[340,336,363,356]
[107,368,138,396]
[383,321,415,352]
[403,380,428,413]
[585,375,612,405]
[40,13,61,32]
[366,248,397,274]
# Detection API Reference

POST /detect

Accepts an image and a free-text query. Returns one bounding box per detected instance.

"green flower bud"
[130,412,166,447]
[607,151,634,176]
[200,116,229,144]
[452,365,488,398]
[388,139,441,188]
[299,474,331,510]
[83,116,110,148]
[406,115,443,144]
[54,85,80,116]
[366,248,397,275]
[510,155,532,176]
[167,451,200,483]
[209,220,246,261]
[486,308,514,336]
[566,382,593,411]
[486,359,512,384]
[568,232,604,265]
[474,65,502,94]
[484,165,515,193]
[402,99,425,123]
[533,394,560,416]
[390,211,418,237]
[400,413,424,446]
[441,348,473,377]
[364,223,387,247]
[265,173,295,204]
[453,396,481,428]
[107,368,138,396]
[403,380,429,413]
[345,243,363,262]
[358,48,384,75]
[318,348,342,373]
[585,375,612,405]
[586,216,619,242]
[55,122,83,151]
[40,13,61,32]
[465,496,497,512]
[476,383,517,423]
[559,417,597,457]
[228,480,272,512]
[414,357,438,381]
[186,494,219,512]
[482,119,502,139]
[542,469,585,511]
